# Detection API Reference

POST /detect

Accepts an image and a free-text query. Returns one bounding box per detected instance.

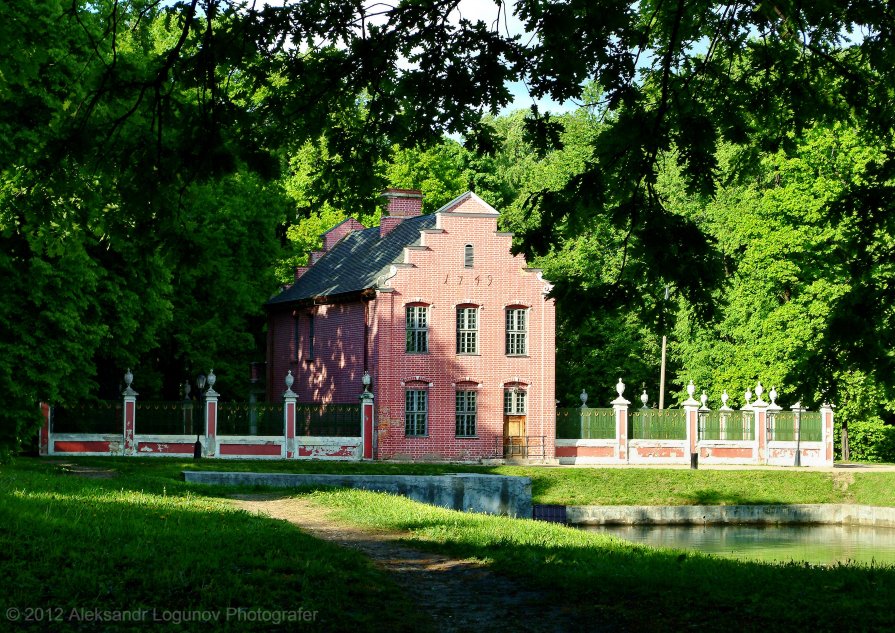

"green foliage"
[834,421,895,463]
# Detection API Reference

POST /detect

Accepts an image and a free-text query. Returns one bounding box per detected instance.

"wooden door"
[504,415,526,457]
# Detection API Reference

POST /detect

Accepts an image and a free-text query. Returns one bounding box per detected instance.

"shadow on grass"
[314,489,895,633]
[0,464,431,633]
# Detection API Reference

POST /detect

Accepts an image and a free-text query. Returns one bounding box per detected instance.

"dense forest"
[2,1,893,459]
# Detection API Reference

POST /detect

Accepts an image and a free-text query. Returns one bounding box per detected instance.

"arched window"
[456,305,479,354]
[405,304,429,353]
[505,307,528,355]
[404,381,429,436]
[464,244,474,268]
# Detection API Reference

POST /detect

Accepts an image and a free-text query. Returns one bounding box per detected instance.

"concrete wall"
[183,471,532,517]
[566,504,895,528]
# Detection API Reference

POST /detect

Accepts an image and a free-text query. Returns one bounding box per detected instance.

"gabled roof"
[434,191,500,215]
[267,213,437,306]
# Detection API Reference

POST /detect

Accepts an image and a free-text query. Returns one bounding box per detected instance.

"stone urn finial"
[721,390,729,407]
[580,389,588,407]
[687,380,696,399]
[640,389,648,408]
[700,390,708,408]
[616,378,625,398]
[285,370,294,390]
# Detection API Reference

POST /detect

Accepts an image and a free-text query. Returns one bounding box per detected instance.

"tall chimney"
[380,189,423,237]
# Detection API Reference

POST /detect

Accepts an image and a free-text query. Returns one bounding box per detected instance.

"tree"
[4,0,895,455]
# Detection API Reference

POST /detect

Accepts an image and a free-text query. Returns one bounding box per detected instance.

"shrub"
[835,420,895,463]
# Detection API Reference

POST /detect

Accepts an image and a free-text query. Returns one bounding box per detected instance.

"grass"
[313,488,895,632]
[0,459,430,632]
[3,457,894,631]
[27,455,895,507]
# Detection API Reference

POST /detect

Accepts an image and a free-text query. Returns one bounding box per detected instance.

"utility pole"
[659,286,669,410]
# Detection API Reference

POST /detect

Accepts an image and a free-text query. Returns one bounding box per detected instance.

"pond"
[583,523,895,566]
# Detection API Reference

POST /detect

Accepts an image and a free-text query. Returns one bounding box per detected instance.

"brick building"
[266,189,556,461]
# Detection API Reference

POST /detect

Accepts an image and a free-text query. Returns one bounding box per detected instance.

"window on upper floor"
[308,313,315,360]
[505,308,528,355]
[456,307,478,354]
[406,305,428,353]
[455,390,477,437]
[405,389,428,436]
[464,244,474,268]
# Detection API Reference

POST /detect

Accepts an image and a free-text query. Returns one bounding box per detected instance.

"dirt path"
[233,495,602,633]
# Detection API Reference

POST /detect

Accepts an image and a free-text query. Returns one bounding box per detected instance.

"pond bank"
[565,503,895,527]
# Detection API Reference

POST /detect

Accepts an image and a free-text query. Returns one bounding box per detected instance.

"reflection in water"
[583,524,895,566]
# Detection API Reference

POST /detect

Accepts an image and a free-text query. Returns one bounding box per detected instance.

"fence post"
[204,370,219,458]
[752,382,769,465]
[820,402,834,466]
[39,403,51,456]
[123,369,138,456]
[683,380,700,468]
[360,370,375,460]
[611,378,630,463]
[283,371,297,459]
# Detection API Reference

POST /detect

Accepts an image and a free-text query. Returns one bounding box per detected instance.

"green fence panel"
[582,408,615,439]
[136,401,195,435]
[768,411,822,442]
[295,404,361,437]
[556,408,615,439]
[800,412,823,442]
[699,410,755,441]
[218,403,284,436]
[629,409,687,440]
[52,402,121,434]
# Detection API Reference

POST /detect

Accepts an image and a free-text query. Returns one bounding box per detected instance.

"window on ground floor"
[455,390,477,437]
[405,389,428,436]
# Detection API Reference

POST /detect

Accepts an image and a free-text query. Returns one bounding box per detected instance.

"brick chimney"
[380,189,423,237]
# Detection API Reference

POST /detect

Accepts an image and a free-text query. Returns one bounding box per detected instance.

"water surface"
[584,523,895,566]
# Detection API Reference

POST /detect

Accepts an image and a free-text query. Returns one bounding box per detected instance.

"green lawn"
[3,457,894,632]
[0,459,429,632]
[25,455,895,507]
[313,488,895,632]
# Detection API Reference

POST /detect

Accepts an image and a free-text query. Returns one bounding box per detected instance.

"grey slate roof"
[267,214,437,306]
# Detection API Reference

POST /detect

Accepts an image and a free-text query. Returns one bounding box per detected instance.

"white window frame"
[455,390,477,437]
[456,307,478,354]
[406,305,428,353]
[504,389,527,415]
[405,389,428,436]
[505,308,528,356]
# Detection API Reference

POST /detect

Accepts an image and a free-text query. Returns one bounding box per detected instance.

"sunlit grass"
[313,488,895,632]
[0,460,429,632]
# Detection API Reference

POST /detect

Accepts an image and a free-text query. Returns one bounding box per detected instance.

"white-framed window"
[455,390,477,437]
[506,308,527,355]
[456,307,478,354]
[405,389,428,436]
[406,305,428,353]
[504,389,527,415]
[464,244,474,268]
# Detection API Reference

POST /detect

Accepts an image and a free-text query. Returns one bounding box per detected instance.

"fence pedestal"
[204,389,218,458]
[123,389,137,456]
[39,403,51,456]
[821,403,834,466]
[284,389,297,459]
[361,390,375,460]
[612,397,629,463]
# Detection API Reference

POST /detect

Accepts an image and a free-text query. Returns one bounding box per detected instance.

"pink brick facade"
[266,190,556,461]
